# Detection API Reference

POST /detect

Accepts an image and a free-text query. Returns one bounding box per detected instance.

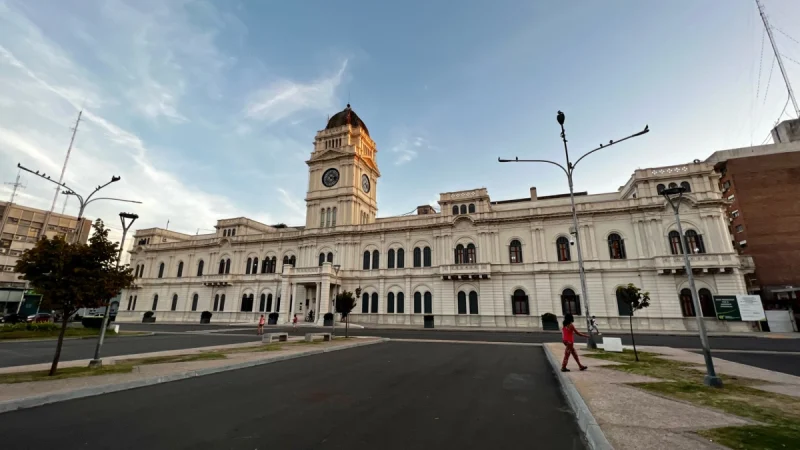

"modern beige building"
[118,105,756,331]
[0,200,91,312]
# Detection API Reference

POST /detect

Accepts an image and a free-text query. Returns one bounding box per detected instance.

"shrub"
[323,312,334,320]
[27,322,59,332]
[200,311,213,320]
[143,311,155,318]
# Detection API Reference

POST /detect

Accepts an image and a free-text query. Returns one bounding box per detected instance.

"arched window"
[326,207,331,227]
[556,237,570,261]
[460,204,467,215]
[457,291,467,314]
[197,260,204,276]
[213,294,220,311]
[218,259,225,274]
[319,253,325,267]
[388,249,395,269]
[454,244,465,264]
[466,243,476,263]
[363,251,370,270]
[423,247,432,267]
[668,230,683,254]
[158,262,165,278]
[289,255,296,266]
[270,257,277,273]
[561,289,581,315]
[512,289,529,315]
[283,255,290,267]
[685,230,705,254]
[132,295,137,310]
[372,250,379,269]
[246,257,252,274]
[616,288,632,316]
[327,252,333,263]
[191,294,199,312]
[362,292,369,313]
[469,204,476,213]
[261,258,268,273]
[332,207,337,227]
[320,208,325,227]
[509,240,523,263]
[397,248,404,268]
[252,258,259,274]
[680,181,691,192]
[177,261,184,278]
[241,294,254,312]
[219,294,226,311]
[152,294,159,311]
[387,292,395,313]
[259,294,266,312]
[413,247,421,267]
[171,294,178,311]
[266,294,273,312]
[452,205,459,215]
[397,292,405,313]
[668,182,678,189]
[127,295,133,311]
[657,184,665,194]
[371,292,379,313]
[469,291,479,315]
[608,234,626,259]
[414,292,422,313]
[423,292,433,314]
[679,288,695,317]
[698,288,715,317]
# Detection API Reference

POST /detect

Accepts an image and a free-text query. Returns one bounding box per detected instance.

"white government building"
[117,105,755,331]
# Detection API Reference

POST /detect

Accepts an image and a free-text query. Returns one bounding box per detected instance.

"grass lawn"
[585,349,800,449]
[0,351,228,384]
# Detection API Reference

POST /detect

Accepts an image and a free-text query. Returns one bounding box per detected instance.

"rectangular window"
[722,180,731,191]
[735,224,744,233]
[731,210,739,218]
[727,194,735,201]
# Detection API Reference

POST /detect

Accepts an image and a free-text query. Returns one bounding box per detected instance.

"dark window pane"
[424,292,432,314]
[362,293,369,313]
[679,288,695,317]
[699,289,715,317]
[372,250,379,270]
[388,249,395,269]
[197,260,204,276]
[387,292,395,313]
[413,247,421,267]
[319,253,325,266]
[371,293,379,313]
[171,294,178,311]
[397,248,404,268]
[397,292,405,313]
[452,205,459,215]
[460,205,466,214]
[509,240,522,263]
[423,247,432,267]
[177,262,183,278]
[363,251,370,270]
[468,203,475,213]
[246,258,252,274]
[469,291,479,314]
[457,291,467,314]
[616,289,632,316]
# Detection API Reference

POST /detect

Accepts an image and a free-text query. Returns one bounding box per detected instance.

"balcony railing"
[654,253,751,274]
[440,263,492,280]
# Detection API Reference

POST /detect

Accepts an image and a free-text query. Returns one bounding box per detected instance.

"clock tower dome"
[305,104,380,229]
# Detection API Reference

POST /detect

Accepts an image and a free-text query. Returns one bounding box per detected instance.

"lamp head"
[556,110,565,126]
[355,287,362,297]
[662,186,686,197]
[119,212,139,220]
[111,176,121,183]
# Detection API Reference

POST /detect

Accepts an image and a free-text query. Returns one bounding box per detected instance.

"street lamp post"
[89,212,139,368]
[498,111,649,349]
[662,187,723,387]
[332,264,341,337]
[16,163,141,243]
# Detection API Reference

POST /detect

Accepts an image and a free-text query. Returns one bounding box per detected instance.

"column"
[538,229,548,262]
[290,283,299,323]
[632,220,644,258]
[278,281,290,323]
[493,232,500,263]
[588,224,599,260]
[316,279,331,324]
[530,228,539,262]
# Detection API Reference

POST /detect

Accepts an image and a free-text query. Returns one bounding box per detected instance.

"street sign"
[713,295,741,321]
[736,295,766,321]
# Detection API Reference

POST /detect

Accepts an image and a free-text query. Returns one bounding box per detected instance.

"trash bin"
[323,313,334,327]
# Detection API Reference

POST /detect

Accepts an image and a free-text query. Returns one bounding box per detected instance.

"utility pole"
[41,111,82,239]
[756,0,800,117]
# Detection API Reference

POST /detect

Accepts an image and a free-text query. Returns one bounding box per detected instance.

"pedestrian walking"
[589,316,601,335]
[292,314,298,328]
[258,314,265,335]
[561,313,588,372]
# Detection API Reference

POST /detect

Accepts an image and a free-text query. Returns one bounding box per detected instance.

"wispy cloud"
[244,59,348,124]
[390,136,437,165]
[276,188,306,224]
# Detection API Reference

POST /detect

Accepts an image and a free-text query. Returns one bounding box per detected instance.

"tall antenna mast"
[40,110,82,238]
[756,0,800,117]
[1,169,26,239]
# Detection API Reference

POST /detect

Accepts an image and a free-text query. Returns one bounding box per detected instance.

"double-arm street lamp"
[498,111,649,349]
[17,163,142,244]
[662,186,722,387]
[90,212,139,368]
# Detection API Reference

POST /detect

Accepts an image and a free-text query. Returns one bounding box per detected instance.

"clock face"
[322,168,340,187]
[361,174,371,193]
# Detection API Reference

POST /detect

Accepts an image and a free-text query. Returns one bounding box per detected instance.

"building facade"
[0,200,91,313]
[118,105,755,331]
[706,118,800,329]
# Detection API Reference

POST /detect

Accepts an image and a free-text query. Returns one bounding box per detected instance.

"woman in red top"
[257,314,265,336]
[561,313,588,372]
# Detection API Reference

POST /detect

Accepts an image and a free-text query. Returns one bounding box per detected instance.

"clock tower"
[305,104,380,229]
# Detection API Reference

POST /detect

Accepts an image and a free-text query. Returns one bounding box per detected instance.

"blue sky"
[1,0,799,247]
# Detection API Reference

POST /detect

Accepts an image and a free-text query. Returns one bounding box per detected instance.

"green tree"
[334,291,357,338]
[616,283,651,362]
[15,219,135,375]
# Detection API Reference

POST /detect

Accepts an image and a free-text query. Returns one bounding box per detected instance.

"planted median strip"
[586,350,800,449]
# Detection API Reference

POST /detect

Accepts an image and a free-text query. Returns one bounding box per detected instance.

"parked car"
[27,313,53,323]
[1,313,26,324]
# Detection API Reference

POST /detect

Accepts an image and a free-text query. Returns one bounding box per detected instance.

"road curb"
[0,332,156,344]
[543,344,613,450]
[0,338,387,414]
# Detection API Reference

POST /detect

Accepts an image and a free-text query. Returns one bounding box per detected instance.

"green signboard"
[713,295,741,321]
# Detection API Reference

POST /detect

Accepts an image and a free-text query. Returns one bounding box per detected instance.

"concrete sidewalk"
[544,342,800,450]
[0,337,385,414]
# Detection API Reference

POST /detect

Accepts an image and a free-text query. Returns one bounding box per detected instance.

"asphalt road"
[691,352,800,377]
[0,342,586,450]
